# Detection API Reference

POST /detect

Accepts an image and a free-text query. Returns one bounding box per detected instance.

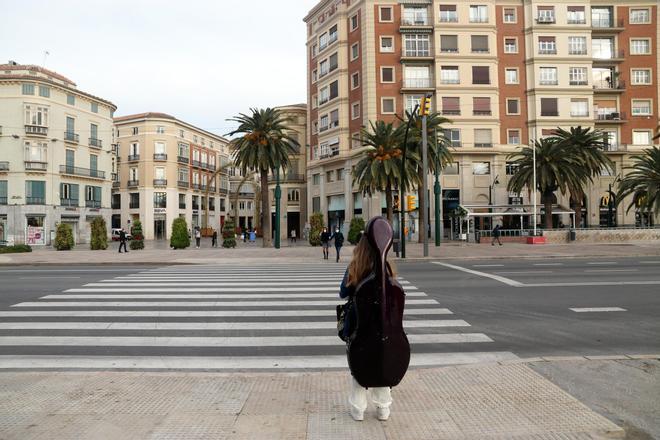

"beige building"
[304,1,659,236]
[0,62,117,245]
[113,113,230,240]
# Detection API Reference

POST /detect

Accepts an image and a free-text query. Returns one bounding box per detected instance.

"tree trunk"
[417,167,426,243]
[543,191,554,229]
[385,184,393,223]
[573,195,583,228]
[260,171,271,247]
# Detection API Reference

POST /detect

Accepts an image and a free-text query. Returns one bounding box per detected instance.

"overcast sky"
[1,0,319,137]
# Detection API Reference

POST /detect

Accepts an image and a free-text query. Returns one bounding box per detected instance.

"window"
[381,67,394,83]
[633,131,651,145]
[326,170,334,183]
[506,162,520,175]
[153,192,167,209]
[24,105,49,127]
[474,129,492,147]
[469,5,488,23]
[60,183,78,205]
[631,69,651,85]
[132,127,139,135]
[312,69,317,83]
[568,36,587,55]
[351,72,360,89]
[379,6,392,22]
[440,35,458,53]
[352,102,360,120]
[25,181,46,204]
[505,68,519,84]
[443,129,461,147]
[329,80,339,100]
[441,97,460,115]
[287,189,301,202]
[444,162,459,175]
[337,169,345,181]
[472,162,491,175]
[630,39,650,55]
[38,85,50,97]
[567,6,586,24]
[350,13,359,30]
[67,94,75,105]
[507,130,521,145]
[541,98,559,116]
[569,67,588,85]
[130,142,139,155]
[91,102,98,113]
[592,38,614,59]
[472,66,490,84]
[22,83,35,95]
[570,99,589,117]
[404,34,430,57]
[403,6,428,25]
[381,98,395,114]
[504,38,517,53]
[506,98,520,115]
[503,8,516,23]
[537,6,555,23]
[154,141,166,155]
[380,36,394,53]
[404,65,430,88]
[440,66,459,84]
[439,5,457,23]
[632,100,651,116]
[473,97,491,116]
[312,174,320,185]
[403,95,422,114]
[538,36,556,54]
[351,43,359,60]
[591,7,613,28]
[24,141,48,162]
[539,67,558,85]
[471,35,489,53]
[329,53,338,72]
[630,8,650,24]
[178,168,188,183]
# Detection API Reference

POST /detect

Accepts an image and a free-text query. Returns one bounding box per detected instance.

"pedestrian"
[243,228,247,243]
[195,227,201,248]
[332,226,345,262]
[290,229,297,244]
[339,231,397,421]
[118,228,128,253]
[211,230,218,248]
[491,224,503,246]
[320,227,331,260]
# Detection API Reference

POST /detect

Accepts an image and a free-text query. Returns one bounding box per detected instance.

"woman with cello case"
[337,216,411,421]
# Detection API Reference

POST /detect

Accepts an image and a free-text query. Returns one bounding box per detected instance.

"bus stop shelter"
[459,204,576,238]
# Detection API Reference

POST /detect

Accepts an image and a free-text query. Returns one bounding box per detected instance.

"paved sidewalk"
[1,238,659,265]
[0,361,625,440]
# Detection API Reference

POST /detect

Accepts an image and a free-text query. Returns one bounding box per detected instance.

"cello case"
[347,217,411,388]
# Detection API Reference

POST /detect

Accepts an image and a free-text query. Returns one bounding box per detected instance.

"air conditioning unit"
[611,112,620,120]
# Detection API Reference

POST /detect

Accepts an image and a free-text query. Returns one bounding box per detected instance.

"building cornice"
[114,112,230,145]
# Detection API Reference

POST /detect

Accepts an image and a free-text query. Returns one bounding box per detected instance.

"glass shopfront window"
[26,215,46,245]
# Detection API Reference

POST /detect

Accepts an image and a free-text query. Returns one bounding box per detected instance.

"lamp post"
[400,104,420,259]
[274,165,281,249]
[532,143,538,236]
[488,175,499,231]
[434,155,441,247]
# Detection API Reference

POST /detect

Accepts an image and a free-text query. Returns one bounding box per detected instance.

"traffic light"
[393,195,400,212]
[406,195,417,211]
[419,94,432,116]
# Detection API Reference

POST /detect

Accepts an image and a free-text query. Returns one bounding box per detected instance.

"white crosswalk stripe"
[0,264,516,370]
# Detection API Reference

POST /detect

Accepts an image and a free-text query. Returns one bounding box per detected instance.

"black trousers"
[118,241,128,253]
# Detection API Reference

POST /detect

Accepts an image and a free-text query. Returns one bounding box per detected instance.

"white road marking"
[584,269,638,273]
[533,263,564,266]
[495,271,553,275]
[0,320,469,331]
[432,262,524,287]
[67,286,419,292]
[472,264,505,268]
[82,281,412,287]
[0,352,519,370]
[42,292,429,299]
[12,299,439,308]
[526,281,660,287]
[18,277,82,279]
[0,333,492,347]
[0,308,454,317]
[586,262,617,265]
[570,307,627,313]
[639,261,660,264]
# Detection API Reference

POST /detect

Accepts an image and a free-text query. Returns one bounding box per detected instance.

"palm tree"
[616,146,660,217]
[552,126,614,227]
[352,121,418,222]
[227,108,299,247]
[507,138,588,229]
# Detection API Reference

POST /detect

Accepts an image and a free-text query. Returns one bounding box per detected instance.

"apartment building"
[0,62,117,245]
[113,113,230,240]
[304,1,659,234]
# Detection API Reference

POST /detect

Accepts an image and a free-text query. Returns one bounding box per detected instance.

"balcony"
[127,154,140,162]
[177,155,189,164]
[192,160,201,168]
[200,162,209,170]
[402,78,433,89]
[60,198,79,207]
[179,203,186,209]
[604,143,625,152]
[192,183,200,190]
[88,138,103,149]
[208,164,216,172]
[200,184,207,191]
[593,79,625,93]
[153,153,168,161]
[402,50,432,59]
[0,162,8,171]
[592,18,625,32]
[595,111,627,123]
[25,125,48,136]
[85,200,101,208]
[475,143,493,148]
[473,110,492,116]
[26,197,45,205]
[129,201,140,209]
[536,15,556,24]
[24,161,47,171]
[64,131,79,144]
[112,181,120,189]
[127,180,139,188]
[593,50,625,62]
[0,197,6,205]
[153,179,167,187]
[59,165,106,179]
[401,17,430,26]
[319,147,340,160]
[178,180,189,188]
[538,48,557,55]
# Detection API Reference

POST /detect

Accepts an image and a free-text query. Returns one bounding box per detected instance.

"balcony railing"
[25,125,48,136]
[536,15,556,24]
[26,197,45,205]
[127,180,139,187]
[89,138,103,149]
[593,49,625,60]
[595,111,626,121]
[60,198,79,207]
[401,17,430,26]
[208,164,216,172]
[0,162,8,171]
[59,165,106,179]
[475,142,493,148]
[473,110,492,116]
[441,110,461,116]
[153,179,167,186]
[192,204,200,210]
[179,203,186,209]
[539,48,557,55]
[178,180,189,188]
[593,80,625,90]
[569,80,589,86]
[440,78,460,85]
[86,200,101,208]
[192,183,200,190]
[64,131,79,143]
[112,202,120,209]
[127,154,140,162]
[403,78,433,88]
[129,201,140,209]
[200,162,208,170]
[403,50,431,57]
[177,156,189,164]
[24,161,47,171]
[540,80,558,85]
[592,17,624,29]
[153,153,167,161]
[0,197,7,205]
[192,160,201,168]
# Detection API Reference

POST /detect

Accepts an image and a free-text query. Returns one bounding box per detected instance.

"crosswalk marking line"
[0,309,454,317]
[115,275,353,279]
[12,299,439,307]
[0,333,492,346]
[0,320,470,330]
[42,292,429,299]
[66,286,419,292]
[0,352,519,370]
[82,281,413,287]
[570,307,627,312]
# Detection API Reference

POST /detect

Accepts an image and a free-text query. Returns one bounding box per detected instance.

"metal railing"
[129,201,140,209]
[596,111,626,121]
[60,198,79,207]
[179,203,186,209]
[112,181,120,188]
[127,180,139,187]
[89,138,102,148]
[153,154,167,161]
[26,197,45,205]
[403,78,432,88]
[85,200,101,208]
[536,15,555,23]
[592,17,624,28]
[593,79,625,90]
[127,154,140,162]
[153,179,167,186]
[441,110,461,116]
[403,50,431,57]
[192,160,201,168]
[593,49,625,60]
[0,197,7,205]
[474,142,493,148]
[60,165,106,179]
[177,156,189,164]
[25,125,48,136]
[539,48,557,55]
[401,17,430,26]
[473,110,492,116]
[64,131,79,143]
[24,161,47,171]
[192,183,200,190]
[178,180,189,188]
[0,162,8,171]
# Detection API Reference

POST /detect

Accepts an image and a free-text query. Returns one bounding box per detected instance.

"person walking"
[195,227,201,248]
[290,229,297,245]
[211,230,218,248]
[320,227,331,260]
[332,227,345,262]
[118,228,128,253]
[491,224,503,246]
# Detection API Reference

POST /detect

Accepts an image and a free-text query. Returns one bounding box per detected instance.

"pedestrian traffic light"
[419,94,432,116]
[406,195,417,211]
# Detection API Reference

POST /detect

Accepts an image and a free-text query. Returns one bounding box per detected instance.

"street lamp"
[488,174,499,230]
[274,163,281,249]
[433,146,441,247]
[399,103,420,259]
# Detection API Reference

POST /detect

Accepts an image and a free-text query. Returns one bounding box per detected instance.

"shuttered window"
[440,35,458,52]
[540,98,558,116]
[473,97,491,115]
[441,97,460,115]
[471,35,489,52]
[472,66,490,84]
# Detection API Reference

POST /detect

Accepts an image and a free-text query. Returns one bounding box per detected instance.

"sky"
[0,0,320,138]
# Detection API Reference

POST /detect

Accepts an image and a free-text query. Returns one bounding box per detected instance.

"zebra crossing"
[0,264,517,370]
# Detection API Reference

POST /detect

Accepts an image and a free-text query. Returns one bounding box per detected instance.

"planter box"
[527,236,546,245]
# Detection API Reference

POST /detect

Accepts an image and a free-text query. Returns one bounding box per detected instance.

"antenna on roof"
[42,50,50,68]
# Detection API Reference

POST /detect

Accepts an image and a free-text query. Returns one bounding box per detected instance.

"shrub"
[0,244,32,254]
[222,219,237,248]
[170,217,190,249]
[130,219,145,250]
[347,217,365,245]
[54,223,74,251]
[309,212,324,246]
[90,217,108,250]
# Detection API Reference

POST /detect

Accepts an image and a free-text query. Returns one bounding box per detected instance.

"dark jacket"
[339,269,356,340]
[332,231,344,247]
[492,226,501,237]
[320,231,331,243]
[119,230,127,242]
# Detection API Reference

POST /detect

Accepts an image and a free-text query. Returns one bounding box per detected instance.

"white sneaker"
[377,407,390,421]
[350,407,364,421]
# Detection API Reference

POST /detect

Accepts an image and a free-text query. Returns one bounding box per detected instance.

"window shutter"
[71,184,79,201]
[567,6,584,12]
[471,35,488,51]
[474,129,492,144]
[472,66,490,84]
[441,35,458,50]
[473,97,490,112]
[538,36,555,43]
[439,5,455,11]
[442,97,460,112]
[541,98,558,115]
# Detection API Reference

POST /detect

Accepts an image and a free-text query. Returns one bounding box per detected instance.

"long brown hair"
[346,235,397,287]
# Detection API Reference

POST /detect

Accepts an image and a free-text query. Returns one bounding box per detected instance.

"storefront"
[0,215,6,242]
[327,194,345,232]
[154,209,167,240]
[25,215,46,246]
[60,214,79,244]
